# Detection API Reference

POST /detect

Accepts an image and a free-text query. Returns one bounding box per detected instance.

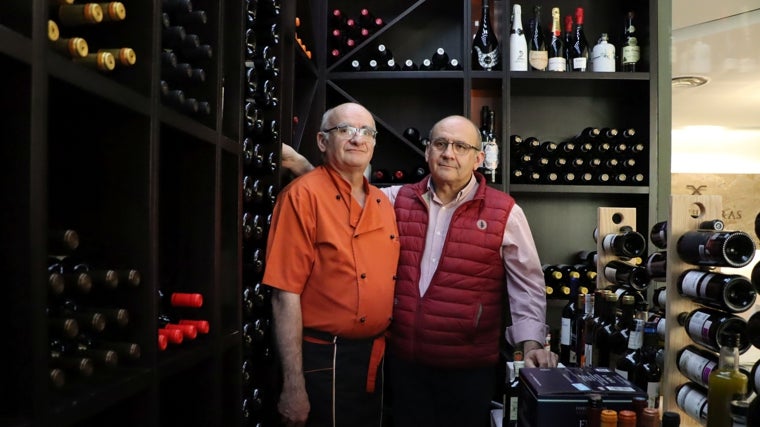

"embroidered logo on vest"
[477,219,487,230]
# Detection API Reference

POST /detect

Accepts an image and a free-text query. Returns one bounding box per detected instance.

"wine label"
[547,57,566,72]
[560,318,571,345]
[686,311,713,344]
[483,141,499,170]
[622,43,640,65]
[528,51,548,70]
[679,270,711,298]
[676,384,708,421]
[572,57,587,71]
[475,47,500,70]
[678,349,714,387]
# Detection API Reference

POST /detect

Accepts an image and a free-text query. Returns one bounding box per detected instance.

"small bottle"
[617,410,636,427]
[649,221,668,249]
[586,393,603,427]
[661,411,681,427]
[707,332,748,427]
[591,33,616,72]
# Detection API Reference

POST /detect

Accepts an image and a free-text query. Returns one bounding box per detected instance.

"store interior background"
[671,0,760,362]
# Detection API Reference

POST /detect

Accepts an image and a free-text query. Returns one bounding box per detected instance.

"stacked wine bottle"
[48,1,136,73]
[665,219,758,423]
[47,229,142,390]
[327,7,384,65]
[241,0,281,424]
[160,0,213,117]
[509,126,648,186]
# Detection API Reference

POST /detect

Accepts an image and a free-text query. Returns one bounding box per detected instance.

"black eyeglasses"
[322,125,378,139]
[428,138,480,155]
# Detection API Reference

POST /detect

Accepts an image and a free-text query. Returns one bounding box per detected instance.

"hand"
[277,386,310,427]
[524,347,559,368]
[281,143,314,176]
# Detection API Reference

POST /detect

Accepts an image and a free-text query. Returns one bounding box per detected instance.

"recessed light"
[672,76,710,88]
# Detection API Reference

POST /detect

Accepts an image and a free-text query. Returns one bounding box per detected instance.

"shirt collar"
[426,174,478,206]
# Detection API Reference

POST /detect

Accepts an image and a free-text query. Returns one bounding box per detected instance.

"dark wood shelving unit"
[1,1,248,425]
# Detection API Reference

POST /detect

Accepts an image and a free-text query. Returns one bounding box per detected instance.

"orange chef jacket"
[263,165,400,339]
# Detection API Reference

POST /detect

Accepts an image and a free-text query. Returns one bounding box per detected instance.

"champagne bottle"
[620,11,640,72]
[562,15,573,70]
[472,0,500,71]
[677,270,757,313]
[569,8,589,71]
[676,230,756,268]
[547,7,565,72]
[591,33,616,72]
[509,4,528,71]
[528,5,547,71]
[678,308,750,354]
[707,332,748,427]
[431,47,450,70]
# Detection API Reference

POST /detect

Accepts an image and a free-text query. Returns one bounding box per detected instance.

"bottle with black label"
[471,0,500,71]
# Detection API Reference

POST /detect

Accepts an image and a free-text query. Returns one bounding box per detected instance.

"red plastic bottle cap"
[158,334,168,351]
[159,328,184,344]
[166,323,198,339]
[179,319,210,334]
[171,292,203,307]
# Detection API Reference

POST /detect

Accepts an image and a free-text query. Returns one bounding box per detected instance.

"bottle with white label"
[509,4,528,71]
[591,33,616,72]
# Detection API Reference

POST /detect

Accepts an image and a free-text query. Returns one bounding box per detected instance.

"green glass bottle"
[707,332,748,427]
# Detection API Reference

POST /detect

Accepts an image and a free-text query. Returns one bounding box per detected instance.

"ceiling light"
[672,75,710,88]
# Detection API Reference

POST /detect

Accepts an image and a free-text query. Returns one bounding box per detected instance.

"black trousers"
[388,356,495,427]
[301,334,384,427]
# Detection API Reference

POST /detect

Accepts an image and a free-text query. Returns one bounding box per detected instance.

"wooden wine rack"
[662,194,724,426]
[595,207,639,290]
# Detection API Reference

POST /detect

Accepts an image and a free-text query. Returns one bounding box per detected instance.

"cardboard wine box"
[517,367,647,427]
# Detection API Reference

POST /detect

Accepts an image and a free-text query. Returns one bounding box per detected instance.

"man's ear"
[317,132,327,152]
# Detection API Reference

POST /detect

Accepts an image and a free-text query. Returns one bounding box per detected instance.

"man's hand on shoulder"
[281,143,314,177]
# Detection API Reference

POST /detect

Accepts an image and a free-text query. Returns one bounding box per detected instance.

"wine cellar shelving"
[1,0,251,425]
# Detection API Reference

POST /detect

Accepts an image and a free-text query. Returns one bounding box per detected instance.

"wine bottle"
[620,11,640,72]
[509,4,528,71]
[48,229,81,254]
[676,230,756,268]
[73,51,116,72]
[562,15,573,69]
[50,298,107,333]
[472,0,500,71]
[644,251,667,282]
[559,283,578,366]
[482,108,499,183]
[678,308,750,354]
[675,382,707,423]
[569,8,589,71]
[51,37,89,58]
[401,59,418,71]
[591,33,616,72]
[707,332,748,427]
[677,270,757,313]
[98,48,136,67]
[528,5,547,71]
[615,317,644,381]
[603,260,649,291]
[609,294,636,355]
[50,339,95,377]
[601,227,647,258]
[547,7,565,72]
[431,47,450,70]
[78,333,140,361]
[53,3,104,26]
[632,321,662,408]
[650,221,668,249]
[99,2,126,22]
[592,292,618,369]
[542,264,564,297]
